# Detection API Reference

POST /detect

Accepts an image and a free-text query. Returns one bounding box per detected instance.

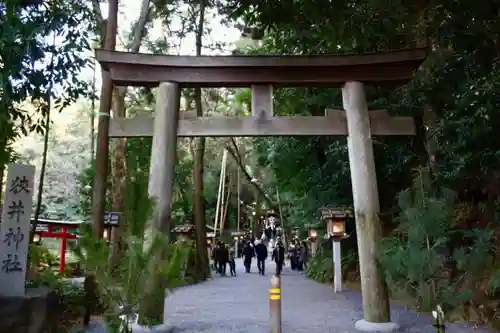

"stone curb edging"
[77,320,175,333]
[355,319,400,332]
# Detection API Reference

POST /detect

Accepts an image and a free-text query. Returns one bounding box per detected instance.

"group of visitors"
[209,237,309,277]
[211,241,236,276]
[241,238,287,276]
[287,240,309,273]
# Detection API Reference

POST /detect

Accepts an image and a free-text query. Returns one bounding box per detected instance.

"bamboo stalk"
[276,187,286,248]
[221,175,232,236]
[219,151,228,235]
[237,168,240,232]
[214,149,227,235]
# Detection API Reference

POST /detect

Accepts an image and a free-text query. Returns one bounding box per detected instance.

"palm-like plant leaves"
[72,191,191,333]
[379,167,492,311]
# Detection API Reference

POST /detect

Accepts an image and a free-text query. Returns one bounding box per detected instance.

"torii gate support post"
[343,81,399,332]
[59,227,69,273]
[140,82,180,324]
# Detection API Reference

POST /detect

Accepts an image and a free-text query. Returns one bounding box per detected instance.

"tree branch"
[115,0,153,103]
[128,0,153,52]
[91,0,103,24]
[224,139,275,209]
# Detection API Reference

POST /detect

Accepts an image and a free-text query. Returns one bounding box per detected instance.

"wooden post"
[332,240,342,292]
[342,81,399,332]
[252,85,273,118]
[269,275,282,333]
[236,168,240,256]
[141,81,180,323]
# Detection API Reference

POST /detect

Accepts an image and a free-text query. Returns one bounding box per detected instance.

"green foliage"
[0,1,94,166]
[306,240,359,283]
[28,242,59,269]
[76,159,112,218]
[27,242,87,333]
[74,141,196,331]
[222,4,500,325]
[76,133,222,227]
[306,249,334,284]
[77,141,192,223]
[378,169,492,311]
[72,199,191,332]
[224,0,500,231]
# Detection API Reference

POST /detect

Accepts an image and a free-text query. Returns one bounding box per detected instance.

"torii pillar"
[142,81,180,323]
[343,81,398,332]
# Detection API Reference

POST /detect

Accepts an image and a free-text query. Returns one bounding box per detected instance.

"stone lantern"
[320,206,354,292]
[308,228,318,256]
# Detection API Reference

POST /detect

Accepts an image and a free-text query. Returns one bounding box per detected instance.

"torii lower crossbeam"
[108,110,414,137]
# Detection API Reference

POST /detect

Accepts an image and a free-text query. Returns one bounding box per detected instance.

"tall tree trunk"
[90,0,118,237]
[84,0,118,326]
[31,98,51,242]
[32,34,56,242]
[109,88,127,269]
[415,0,438,174]
[0,163,4,202]
[90,56,96,161]
[192,0,210,281]
[108,0,152,270]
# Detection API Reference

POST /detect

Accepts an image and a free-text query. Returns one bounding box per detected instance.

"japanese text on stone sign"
[0,164,35,297]
[1,177,30,273]
[9,176,31,195]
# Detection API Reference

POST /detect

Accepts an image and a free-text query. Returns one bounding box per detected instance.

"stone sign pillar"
[0,164,59,333]
[0,163,35,296]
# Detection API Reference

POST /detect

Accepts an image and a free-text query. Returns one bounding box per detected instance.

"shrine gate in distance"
[95,48,427,332]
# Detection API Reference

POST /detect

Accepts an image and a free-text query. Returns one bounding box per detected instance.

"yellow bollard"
[269,275,282,333]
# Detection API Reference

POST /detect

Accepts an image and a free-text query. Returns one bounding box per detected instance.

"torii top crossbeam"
[95,48,427,88]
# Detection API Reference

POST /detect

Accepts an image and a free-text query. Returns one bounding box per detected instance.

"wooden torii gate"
[96,48,427,332]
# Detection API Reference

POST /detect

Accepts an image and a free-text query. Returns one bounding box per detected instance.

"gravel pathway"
[163,258,494,333]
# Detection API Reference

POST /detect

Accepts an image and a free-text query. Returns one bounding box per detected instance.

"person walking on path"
[215,242,229,276]
[211,242,219,272]
[288,244,298,270]
[302,241,310,270]
[242,241,255,273]
[228,247,237,276]
[298,241,309,273]
[254,240,268,276]
[272,240,286,276]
